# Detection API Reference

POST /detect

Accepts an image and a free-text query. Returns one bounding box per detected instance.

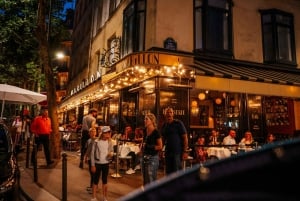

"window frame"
[194,0,233,58]
[122,0,146,57]
[109,0,117,16]
[260,9,297,66]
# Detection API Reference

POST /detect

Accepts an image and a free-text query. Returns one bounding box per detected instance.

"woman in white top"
[90,126,114,201]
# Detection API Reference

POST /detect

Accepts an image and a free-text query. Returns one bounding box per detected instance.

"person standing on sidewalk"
[141,113,162,185]
[90,126,114,201]
[30,107,54,167]
[84,127,97,194]
[79,108,98,169]
[21,114,32,144]
[161,107,189,175]
[12,115,22,151]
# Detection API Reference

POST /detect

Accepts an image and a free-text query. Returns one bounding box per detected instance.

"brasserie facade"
[58,0,300,143]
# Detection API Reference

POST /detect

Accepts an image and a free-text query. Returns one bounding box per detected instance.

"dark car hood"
[120,138,300,201]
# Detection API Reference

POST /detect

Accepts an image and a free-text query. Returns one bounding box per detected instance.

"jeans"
[141,154,159,185]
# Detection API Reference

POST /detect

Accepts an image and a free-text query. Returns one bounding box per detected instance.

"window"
[260,9,296,66]
[95,51,101,73]
[109,0,117,16]
[194,0,233,57]
[122,0,146,56]
[95,1,104,32]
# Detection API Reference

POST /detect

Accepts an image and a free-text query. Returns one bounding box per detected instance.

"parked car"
[0,121,19,201]
[120,138,300,201]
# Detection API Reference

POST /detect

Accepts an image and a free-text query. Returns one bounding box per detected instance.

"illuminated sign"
[116,53,160,72]
[70,71,101,96]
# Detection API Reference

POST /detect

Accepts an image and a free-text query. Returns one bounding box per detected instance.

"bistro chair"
[65,132,79,151]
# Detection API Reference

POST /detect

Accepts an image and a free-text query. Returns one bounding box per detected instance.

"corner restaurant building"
[58,51,300,143]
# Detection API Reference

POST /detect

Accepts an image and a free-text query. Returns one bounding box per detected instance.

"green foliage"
[0,0,72,88]
[0,0,39,86]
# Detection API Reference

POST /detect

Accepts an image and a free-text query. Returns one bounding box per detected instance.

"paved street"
[17,148,165,201]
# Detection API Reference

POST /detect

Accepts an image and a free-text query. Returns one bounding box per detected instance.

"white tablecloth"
[119,144,140,157]
[238,147,254,153]
[206,147,231,159]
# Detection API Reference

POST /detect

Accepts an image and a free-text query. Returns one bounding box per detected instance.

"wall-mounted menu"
[265,98,289,126]
[265,97,295,135]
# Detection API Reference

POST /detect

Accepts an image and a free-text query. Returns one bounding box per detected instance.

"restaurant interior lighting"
[168,84,193,89]
[230,100,236,107]
[128,86,145,93]
[215,98,222,105]
[102,96,113,101]
[198,92,206,100]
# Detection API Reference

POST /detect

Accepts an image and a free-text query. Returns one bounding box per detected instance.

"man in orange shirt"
[30,107,54,167]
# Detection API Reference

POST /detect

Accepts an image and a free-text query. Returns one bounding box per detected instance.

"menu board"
[265,98,290,126]
[265,97,295,135]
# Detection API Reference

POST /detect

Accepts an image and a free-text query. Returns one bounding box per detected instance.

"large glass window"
[122,0,146,56]
[194,0,232,57]
[260,9,296,66]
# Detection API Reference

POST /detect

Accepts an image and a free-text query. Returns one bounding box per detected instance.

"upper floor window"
[194,0,233,57]
[260,9,296,66]
[95,1,104,32]
[122,0,146,57]
[109,0,117,16]
[96,51,101,72]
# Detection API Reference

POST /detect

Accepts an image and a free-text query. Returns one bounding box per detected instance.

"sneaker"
[134,164,141,170]
[126,168,135,174]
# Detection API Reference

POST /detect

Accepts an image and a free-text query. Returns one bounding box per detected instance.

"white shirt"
[223,135,236,145]
[91,139,113,166]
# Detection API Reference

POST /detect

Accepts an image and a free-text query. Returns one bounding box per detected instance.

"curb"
[18,165,60,201]
[19,186,34,201]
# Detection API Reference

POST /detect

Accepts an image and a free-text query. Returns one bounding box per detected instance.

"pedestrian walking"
[161,107,189,175]
[30,107,54,167]
[90,126,114,201]
[12,115,22,150]
[80,108,97,169]
[141,113,162,185]
[84,127,97,194]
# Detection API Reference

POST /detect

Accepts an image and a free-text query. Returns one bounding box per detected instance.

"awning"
[192,59,300,98]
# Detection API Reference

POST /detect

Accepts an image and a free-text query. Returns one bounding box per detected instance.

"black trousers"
[31,135,52,165]
[80,130,90,161]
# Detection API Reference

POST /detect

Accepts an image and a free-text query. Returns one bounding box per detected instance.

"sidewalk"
[17,148,159,201]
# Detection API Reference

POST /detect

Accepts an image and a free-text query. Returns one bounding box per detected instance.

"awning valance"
[194,60,300,85]
[193,59,300,98]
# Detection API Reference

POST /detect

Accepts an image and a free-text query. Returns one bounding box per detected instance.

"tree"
[36,0,60,160]
[0,0,73,160]
[0,0,42,89]
[36,0,73,160]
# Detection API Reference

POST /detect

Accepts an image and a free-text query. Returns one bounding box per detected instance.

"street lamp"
[56,52,65,59]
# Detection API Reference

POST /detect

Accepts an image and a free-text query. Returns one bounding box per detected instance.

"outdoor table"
[206,147,231,160]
